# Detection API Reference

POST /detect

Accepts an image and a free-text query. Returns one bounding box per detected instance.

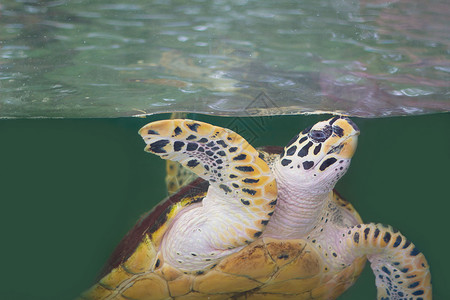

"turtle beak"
[323,117,360,160]
[338,134,358,159]
[333,117,360,159]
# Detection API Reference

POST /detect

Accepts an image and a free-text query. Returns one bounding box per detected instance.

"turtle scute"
[79,235,364,300]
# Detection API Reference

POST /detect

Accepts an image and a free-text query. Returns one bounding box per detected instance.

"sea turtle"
[79,116,431,300]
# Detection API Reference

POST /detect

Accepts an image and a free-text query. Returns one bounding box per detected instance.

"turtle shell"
[79,147,366,300]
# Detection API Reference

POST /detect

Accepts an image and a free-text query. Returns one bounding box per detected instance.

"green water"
[1,0,449,118]
[0,113,448,299]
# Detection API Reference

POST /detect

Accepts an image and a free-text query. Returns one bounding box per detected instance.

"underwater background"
[0,113,448,299]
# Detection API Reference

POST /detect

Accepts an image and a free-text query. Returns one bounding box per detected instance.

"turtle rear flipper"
[342,223,431,299]
[139,119,277,272]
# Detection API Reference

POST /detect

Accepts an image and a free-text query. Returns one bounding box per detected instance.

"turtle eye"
[309,125,332,143]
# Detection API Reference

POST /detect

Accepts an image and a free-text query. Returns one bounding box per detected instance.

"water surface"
[1,0,449,117]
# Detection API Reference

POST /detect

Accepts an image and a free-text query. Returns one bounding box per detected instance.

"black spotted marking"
[383,232,391,244]
[243,178,259,183]
[364,228,370,240]
[173,141,184,152]
[278,254,289,259]
[319,157,337,171]
[232,183,239,188]
[196,270,204,275]
[198,138,208,143]
[191,253,197,256]
[333,125,344,137]
[211,146,220,151]
[254,231,262,238]
[187,159,200,168]
[393,235,402,247]
[410,247,420,256]
[242,188,257,195]
[408,282,419,288]
[217,150,226,156]
[197,147,204,152]
[261,220,269,225]
[382,266,391,275]
[412,290,424,296]
[241,199,250,205]
[206,150,214,156]
[329,116,340,125]
[402,240,411,249]
[186,134,196,140]
[204,165,210,171]
[147,129,159,135]
[149,139,170,153]
[269,199,277,205]
[332,252,337,257]
[219,184,232,193]
[216,140,228,148]
[268,212,273,216]
[286,145,297,156]
[235,166,254,172]
[206,141,216,147]
[186,143,198,151]
[155,258,161,268]
[298,141,313,157]
[229,147,238,152]
[353,232,360,243]
[281,159,292,166]
[186,123,200,132]
[229,174,238,179]
[233,154,247,161]
[174,126,182,136]
[216,159,223,164]
[298,136,308,144]
[313,144,322,155]
[374,228,380,238]
[302,161,314,170]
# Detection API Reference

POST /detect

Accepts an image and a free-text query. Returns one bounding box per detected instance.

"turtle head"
[276,116,359,196]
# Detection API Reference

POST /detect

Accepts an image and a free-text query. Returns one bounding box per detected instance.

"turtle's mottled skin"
[79,117,431,300]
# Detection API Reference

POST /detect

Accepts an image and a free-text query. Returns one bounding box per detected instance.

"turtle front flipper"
[165,113,198,195]
[139,119,277,272]
[340,223,431,299]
